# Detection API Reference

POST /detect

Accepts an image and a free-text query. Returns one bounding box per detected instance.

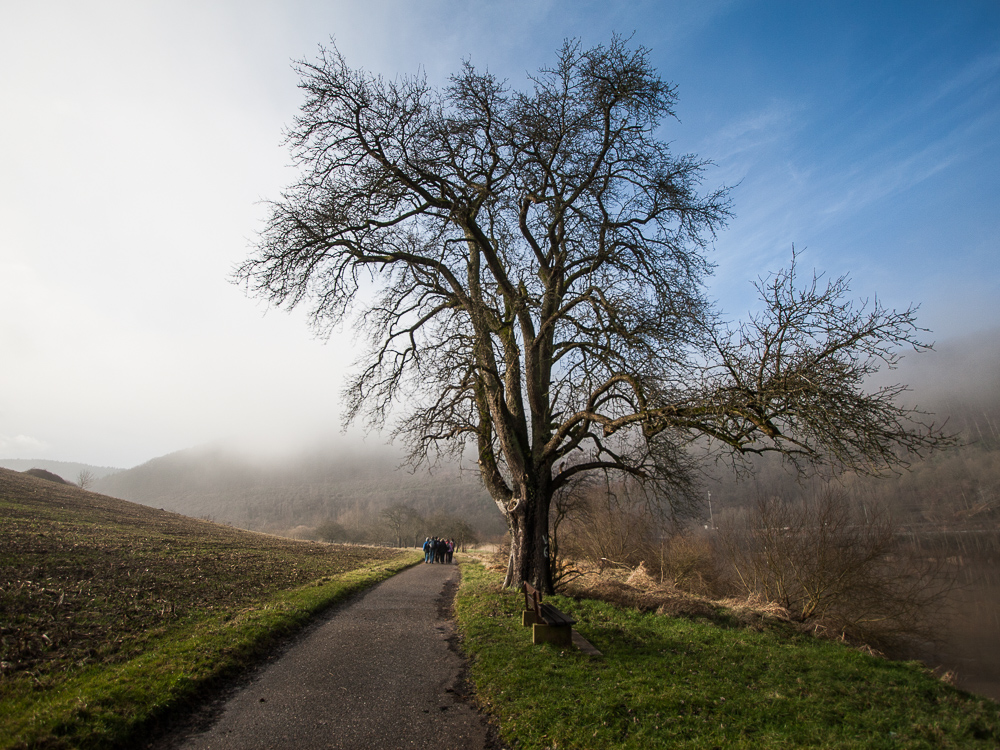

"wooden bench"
[522,582,576,647]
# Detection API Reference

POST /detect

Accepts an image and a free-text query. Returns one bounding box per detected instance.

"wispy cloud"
[0,434,47,456]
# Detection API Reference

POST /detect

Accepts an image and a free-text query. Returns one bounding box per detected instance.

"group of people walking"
[422,537,455,564]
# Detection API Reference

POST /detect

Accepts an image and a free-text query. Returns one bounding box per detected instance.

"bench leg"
[532,623,573,647]
[522,610,541,627]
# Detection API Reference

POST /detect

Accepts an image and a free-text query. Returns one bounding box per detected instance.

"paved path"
[171,563,491,750]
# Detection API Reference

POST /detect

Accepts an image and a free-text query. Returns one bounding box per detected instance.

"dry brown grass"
[558,560,774,626]
[560,560,927,653]
[481,539,791,629]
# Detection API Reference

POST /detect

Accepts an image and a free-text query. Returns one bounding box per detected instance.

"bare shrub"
[556,481,665,574]
[548,477,732,597]
[658,530,725,596]
[719,486,949,650]
[487,537,512,575]
[315,519,350,543]
[286,524,318,540]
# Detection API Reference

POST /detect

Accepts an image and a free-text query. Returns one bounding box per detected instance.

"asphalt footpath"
[169,562,492,750]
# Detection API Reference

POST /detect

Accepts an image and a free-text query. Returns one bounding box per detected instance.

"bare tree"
[76,469,96,491]
[380,503,423,547]
[237,37,946,592]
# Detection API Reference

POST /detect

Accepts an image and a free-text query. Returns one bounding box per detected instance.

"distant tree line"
[313,502,480,550]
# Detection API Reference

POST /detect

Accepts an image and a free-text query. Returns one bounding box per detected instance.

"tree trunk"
[503,487,554,593]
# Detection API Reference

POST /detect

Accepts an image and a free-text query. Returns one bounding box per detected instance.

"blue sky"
[1,0,997,467]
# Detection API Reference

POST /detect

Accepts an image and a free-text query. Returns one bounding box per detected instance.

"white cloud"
[0,434,48,456]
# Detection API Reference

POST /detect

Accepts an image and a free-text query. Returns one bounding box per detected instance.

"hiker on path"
[422,537,433,563]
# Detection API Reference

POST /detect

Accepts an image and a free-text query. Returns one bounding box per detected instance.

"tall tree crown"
[241,38,735,499]
[238,38,945,588]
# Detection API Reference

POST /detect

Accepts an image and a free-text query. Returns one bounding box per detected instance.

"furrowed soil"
[0,467,416,749]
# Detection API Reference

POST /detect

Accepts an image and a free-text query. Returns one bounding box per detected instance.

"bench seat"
[522,582,575,646]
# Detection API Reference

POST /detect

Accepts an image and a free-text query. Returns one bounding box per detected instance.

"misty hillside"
[9,332,997,541]
[0,459,122,482]
[702,334,1000,528]
[92,442,506,539]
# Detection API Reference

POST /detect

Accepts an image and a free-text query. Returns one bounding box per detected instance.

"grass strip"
[454,561,1000,749]
[1,553,421,750]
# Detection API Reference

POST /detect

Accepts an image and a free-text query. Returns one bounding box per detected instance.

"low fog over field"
[89,439,506,541]
[4,329,996,543]
[4,330,999,699]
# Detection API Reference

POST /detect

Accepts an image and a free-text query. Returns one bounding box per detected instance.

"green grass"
[455,561,1000,749]
[0,468,421,749]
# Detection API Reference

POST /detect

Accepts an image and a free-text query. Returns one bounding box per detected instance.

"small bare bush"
[719,486,949,650]
[315,519,350,543]
[565,484,658,572]
[553,480,675,580]
[658,530,724,596]
[487,537,512,575]
[550,480,729,596]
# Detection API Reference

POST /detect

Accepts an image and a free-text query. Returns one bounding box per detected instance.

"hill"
[3,468,998,749]
[0,467,418,749]
[22,467,71,484]
[0,458,122,482]
[90,441,507,539]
